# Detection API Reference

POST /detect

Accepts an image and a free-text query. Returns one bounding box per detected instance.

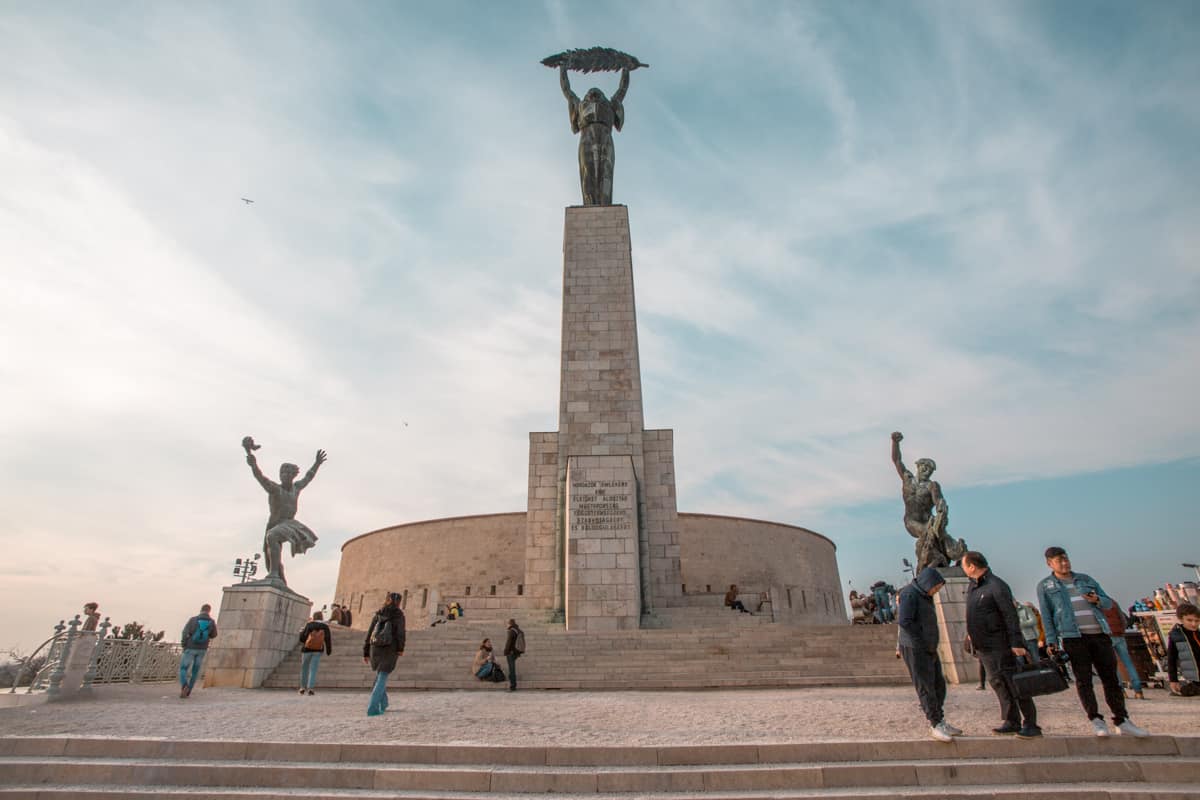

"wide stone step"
[3,736,1196,798]
[2,782,1197,799]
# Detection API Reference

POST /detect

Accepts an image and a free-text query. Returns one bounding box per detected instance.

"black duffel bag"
[1013,657,1069,699]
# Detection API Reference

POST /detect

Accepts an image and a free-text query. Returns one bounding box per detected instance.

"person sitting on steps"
[724,584,751,614]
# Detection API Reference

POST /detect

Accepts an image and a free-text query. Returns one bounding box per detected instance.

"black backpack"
[371,615,393,647]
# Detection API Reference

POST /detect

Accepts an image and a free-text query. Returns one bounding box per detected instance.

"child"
[1167,602,1200,696]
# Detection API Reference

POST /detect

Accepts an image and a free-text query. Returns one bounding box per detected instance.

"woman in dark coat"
[362,592,406,716]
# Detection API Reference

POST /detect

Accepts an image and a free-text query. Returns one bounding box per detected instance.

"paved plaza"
[3,684,1197,746]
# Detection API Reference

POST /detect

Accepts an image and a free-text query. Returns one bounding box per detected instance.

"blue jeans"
[300,651,322,690]
[1110,635,1142,692]
[179,648,206,690]
[367,670,390,715]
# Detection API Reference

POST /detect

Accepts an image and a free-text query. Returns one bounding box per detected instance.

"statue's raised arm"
[295,449,328,491]
[890,431,911,481]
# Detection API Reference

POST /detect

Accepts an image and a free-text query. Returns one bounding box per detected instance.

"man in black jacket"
[897,566,961,742]
[962,551,1040,738]
[362,593,405,717]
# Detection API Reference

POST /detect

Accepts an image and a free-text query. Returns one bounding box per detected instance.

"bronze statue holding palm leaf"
[543,48,649,206]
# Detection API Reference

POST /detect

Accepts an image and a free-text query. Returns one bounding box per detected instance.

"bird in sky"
[241,197,254,204]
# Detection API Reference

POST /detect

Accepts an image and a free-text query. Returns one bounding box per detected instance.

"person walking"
[897,566,961,742]
[179,603,218,699]
[961,551,1040,739]
[1037,546,1149,737]
[362,592,405,717]
[502,618,525,692]
[298,610,332,695]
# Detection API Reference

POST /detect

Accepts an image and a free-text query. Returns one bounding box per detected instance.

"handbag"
[1012,657,1069,699]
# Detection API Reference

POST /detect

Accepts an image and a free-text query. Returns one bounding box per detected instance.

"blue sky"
[1,2,1198,650]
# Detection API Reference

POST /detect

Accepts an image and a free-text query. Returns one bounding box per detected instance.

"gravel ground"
[2,683,1197,745]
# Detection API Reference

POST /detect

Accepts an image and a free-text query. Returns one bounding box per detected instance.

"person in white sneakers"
[1037,546,1149,738]
[897,567,962,742]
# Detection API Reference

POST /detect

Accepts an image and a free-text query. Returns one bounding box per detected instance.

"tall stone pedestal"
[933,573,973,684]
[525,205,683,628]
[205,582,311,689]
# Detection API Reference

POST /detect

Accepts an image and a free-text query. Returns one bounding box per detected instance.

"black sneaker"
[992,724,1021,735]
[1017,726,1043,739]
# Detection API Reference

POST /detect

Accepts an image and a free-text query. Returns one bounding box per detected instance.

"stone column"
[524,205,683,625]
[204,582,311,689]
[933,572,973,684]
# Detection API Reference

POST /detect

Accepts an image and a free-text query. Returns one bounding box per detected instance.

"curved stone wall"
[335,510,845,625]
[335,513,527,622]
[676,513,846,624]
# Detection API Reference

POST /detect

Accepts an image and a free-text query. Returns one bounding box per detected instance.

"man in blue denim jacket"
[1036,547,1148,738]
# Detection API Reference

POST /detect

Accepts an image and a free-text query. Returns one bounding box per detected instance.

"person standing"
[897,566,961,742]
[1166,602,1200,696]
[362,593,405,716]
[1037,546,1148,737]
[503,618,525,692]
[961,552,1040,739]
[298,610,332,695]
[179,603,218,699]
[1016,601,1043,659]
[1100,600,1143,699]
[81,602,101,632]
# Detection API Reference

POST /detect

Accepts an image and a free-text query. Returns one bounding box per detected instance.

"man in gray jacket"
[897,566,961,742]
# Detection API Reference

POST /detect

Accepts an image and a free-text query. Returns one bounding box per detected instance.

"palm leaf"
[541,47,649,73]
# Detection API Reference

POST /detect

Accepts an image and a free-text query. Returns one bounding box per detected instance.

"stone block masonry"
[524,205,682,627]
[565,455,640,631]
[205,583,311,689]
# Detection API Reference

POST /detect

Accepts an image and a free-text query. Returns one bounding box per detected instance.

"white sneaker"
[941,721,963,736]
[1091,718,1110,737]
[1116,719,1150,738]
[930,722,954,743]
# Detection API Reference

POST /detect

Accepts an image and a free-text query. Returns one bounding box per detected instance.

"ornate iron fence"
[17,615,183,694]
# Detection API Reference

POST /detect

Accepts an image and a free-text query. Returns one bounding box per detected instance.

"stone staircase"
[1,735,1196,798]
[261,621,907,691]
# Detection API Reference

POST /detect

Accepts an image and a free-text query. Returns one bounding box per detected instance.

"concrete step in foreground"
[0,735,1197,799]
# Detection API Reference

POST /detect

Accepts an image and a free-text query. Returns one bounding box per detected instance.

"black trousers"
[1062,634,1127,724]
[505,652,518,689]
[899,645,946,725]
[978,649,1037,728]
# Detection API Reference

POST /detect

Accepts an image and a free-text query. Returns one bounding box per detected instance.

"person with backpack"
[362,592,405,716]
[179,603,218,699]
[298,610,332,695]
[502,618,525,691]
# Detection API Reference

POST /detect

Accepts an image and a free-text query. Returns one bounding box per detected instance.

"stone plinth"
[205,582,311,688]
[933,573,973,684]
[565,455,641,631]
[47,631,98,701]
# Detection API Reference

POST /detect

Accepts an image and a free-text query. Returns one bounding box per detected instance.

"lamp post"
[232,553,261,583]
[902,558,915,580]
[1183,563,1200,583]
